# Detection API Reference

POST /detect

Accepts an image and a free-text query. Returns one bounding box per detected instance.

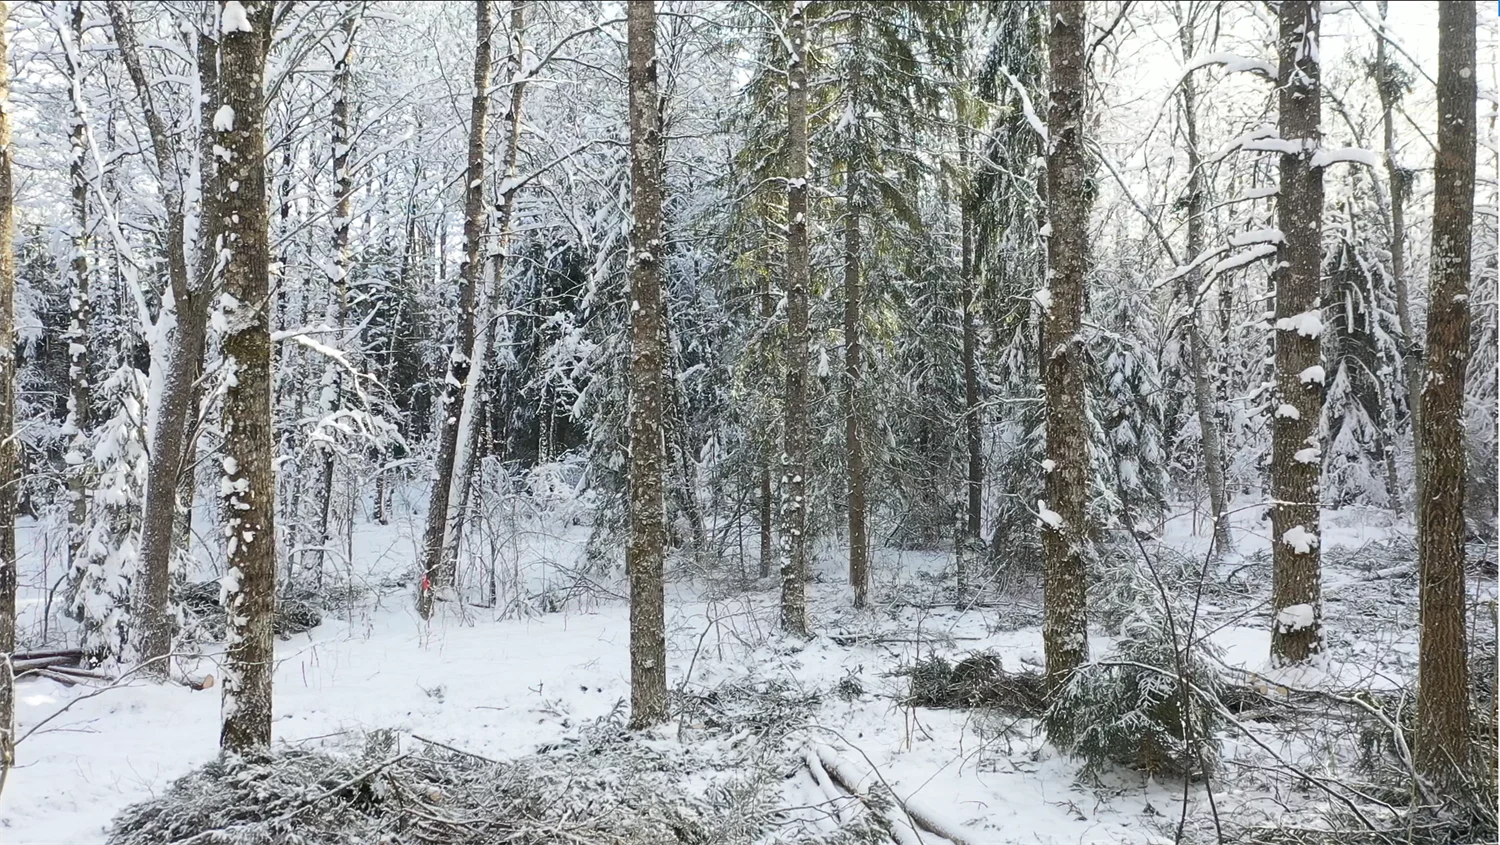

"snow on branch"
[1310,147,1379,168]
[1182,52,1275,80]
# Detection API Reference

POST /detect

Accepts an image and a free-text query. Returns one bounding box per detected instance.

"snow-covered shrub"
[1045,589,1223,778]
[69,366,149,667]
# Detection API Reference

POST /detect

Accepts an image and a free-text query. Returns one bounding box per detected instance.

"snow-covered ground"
[4,501,1486,844]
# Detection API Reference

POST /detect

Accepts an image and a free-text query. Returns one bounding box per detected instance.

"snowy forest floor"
[4,498,1495,845]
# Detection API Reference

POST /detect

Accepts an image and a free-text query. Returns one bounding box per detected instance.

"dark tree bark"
[626,0,668,729]
[1177,13,1232,556]
[214,0,275,753]
[1269,0,1325,666]
[109,0,216,676]
[844,164,868,609]
[0,0,17,782]
[1041,0,1091,688]
[958,117,981,600]
[1375,0,1421,512]
[759,243,774,579]
[780,3,810,637]
[418,0,492,619]
[1414,0,1476,795]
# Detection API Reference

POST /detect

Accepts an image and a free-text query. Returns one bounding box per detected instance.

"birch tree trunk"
[1177,14,1233,555]
[1269,0,1325,666]
[109,1,215,675]
[214,0,275,753]
[310,11,360,584]
[63,0,91,572]
[1414,0,1476,795]
[0,0,18,783]
[418,0,491,619]
[626,0,668,729]
[1041,0,1090,688]
[780,2,810,637]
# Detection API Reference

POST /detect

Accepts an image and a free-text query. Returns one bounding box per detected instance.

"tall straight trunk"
[844,173,868,609]
[109,1,216,675]
[959,119,981,599]
[447,0,529,581]
[0,0,18,783]
[1178,18,1232,555]
[1269,0,1325,666]
[418,0,491,619]
[310,11,360,583]
[63,0,91,571]
[1375,0,1421,512]
[780,3,811,637]
[759,262,774,579]
[214,0,275,754]
[626,0,668,729]
[1041,0,1091,688]
[1414,0,1476,794]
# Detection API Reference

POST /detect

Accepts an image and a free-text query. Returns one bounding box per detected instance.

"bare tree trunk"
[844,164,868,609]
[1041,0,1091,689]
[626,0,669,729]
[109,1,216,676]
[310,11,360,584]
[447,0,530,592]
[1176,14,1233,556]
[780,3,811,637]
[63,0,91,572]
[959,119,981,600]
[759,258,774,579]
[0,0,18,784]
[214,0,275,754]
[1414,0,1476,795]
[1375,0,1421,513]
[418,0,492,619]
[1269,0,1325,666]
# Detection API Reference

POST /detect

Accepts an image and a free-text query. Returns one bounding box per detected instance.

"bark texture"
[1041,0,1091,688]
[959,119,981,599]
[1177,17,1232,555]
[780,3,810,637]
[215,0,275,753]
[843,168,868,609]
[626,0,668,729]
[418,0,491,618]
[1414,0,1476,795]
[109,0,215,675]
[0,0,17,781]
[64,0,91,571]
[1269,0,1325,666]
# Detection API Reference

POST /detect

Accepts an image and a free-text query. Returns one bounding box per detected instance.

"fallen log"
[12,647,84,663]
[812,743,978,845]
[14,654,81,673]
[18,668,80,686]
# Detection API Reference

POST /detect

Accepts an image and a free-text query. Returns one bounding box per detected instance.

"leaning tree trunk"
[1414,0,1476,796]
[0,0,17,783]
[214,0,275,754]
[108,0,215,676]
[1268,0,1325,666]
[1178,20,1233,556]
[418,0,492,619]
[446,0,529,585]
[63,0,91,573]
[1040,0,1091,689]
[780,3,811,637]
[626,0,669,730]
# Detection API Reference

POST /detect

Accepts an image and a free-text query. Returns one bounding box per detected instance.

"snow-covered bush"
[69,366,149,667]
[1045,583,1223,778]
